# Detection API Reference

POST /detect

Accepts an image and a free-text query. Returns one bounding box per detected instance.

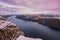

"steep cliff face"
[0,17,24,40]
[16,15,60,29]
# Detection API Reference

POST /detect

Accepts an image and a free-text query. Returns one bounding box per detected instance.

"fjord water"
[7,16,60,40]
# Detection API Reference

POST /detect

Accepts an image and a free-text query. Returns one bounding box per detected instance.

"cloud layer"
[0,0,60,15]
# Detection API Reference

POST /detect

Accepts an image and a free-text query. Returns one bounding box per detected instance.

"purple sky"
[0,0,60,15]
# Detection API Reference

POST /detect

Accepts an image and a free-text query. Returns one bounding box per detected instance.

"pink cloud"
[0,0,60,14]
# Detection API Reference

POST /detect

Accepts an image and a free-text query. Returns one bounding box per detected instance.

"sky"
[0,0,60,15]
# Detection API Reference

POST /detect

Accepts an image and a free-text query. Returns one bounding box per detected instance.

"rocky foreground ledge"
[0,17,24,40]
[0,16,42,40]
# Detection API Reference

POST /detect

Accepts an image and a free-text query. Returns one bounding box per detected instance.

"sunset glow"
[0,0,60,15]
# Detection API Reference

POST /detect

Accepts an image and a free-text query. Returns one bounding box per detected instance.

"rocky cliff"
[16,15,60,29]
[0,16,24,40]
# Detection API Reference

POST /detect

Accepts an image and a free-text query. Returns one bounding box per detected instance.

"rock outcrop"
[0,17,24,40]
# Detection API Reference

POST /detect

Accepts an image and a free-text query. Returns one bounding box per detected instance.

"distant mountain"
[1,14,60,29]
[1,14,17,18]
[16,14,60,29]
[1,13,60,19]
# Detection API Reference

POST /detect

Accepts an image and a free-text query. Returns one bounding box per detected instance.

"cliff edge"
[0,16,24,40]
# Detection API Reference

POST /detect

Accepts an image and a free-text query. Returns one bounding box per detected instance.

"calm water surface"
[7,16,60,40]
